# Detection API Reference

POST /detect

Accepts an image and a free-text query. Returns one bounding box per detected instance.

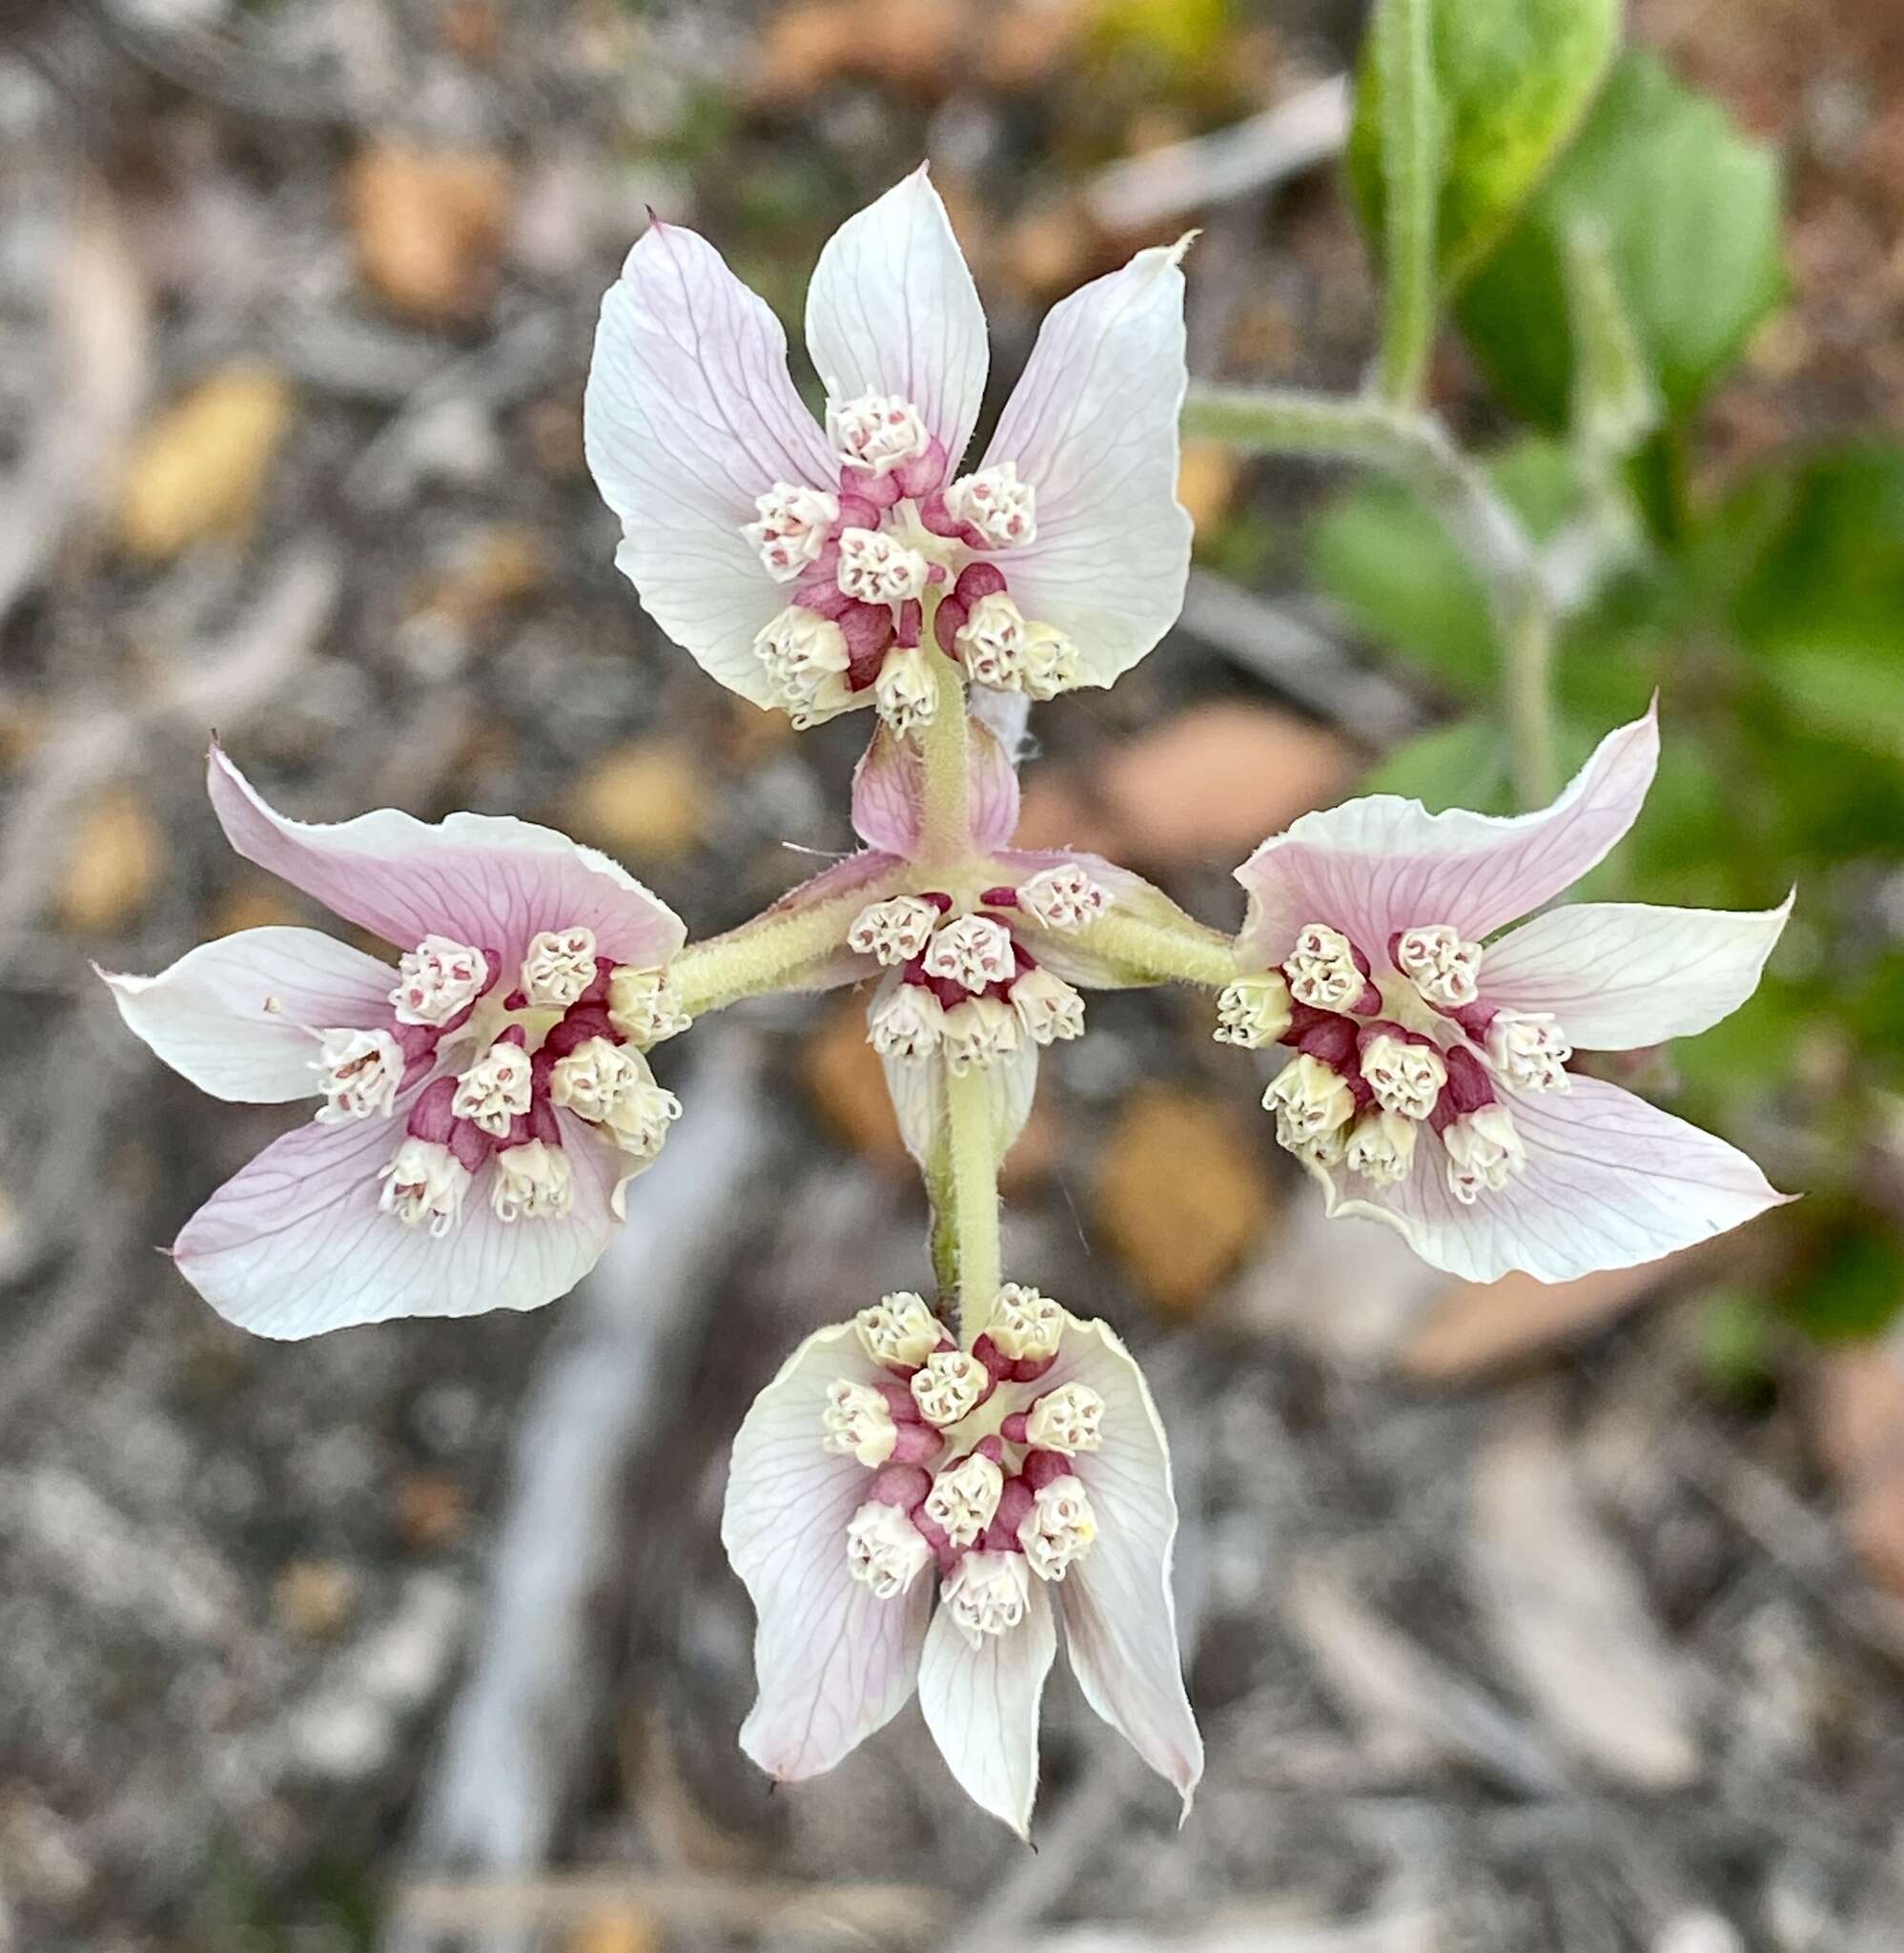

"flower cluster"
[724,1289,1198,1835]
[100,163,1794,1836]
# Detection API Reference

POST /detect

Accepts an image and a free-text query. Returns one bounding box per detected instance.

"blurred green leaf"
[1348,0,1620,287]
[1360,716,1509,811]
[1562,215,1661,464]
[1779,1224,1904,1343]
[1725,442,1904,657]
[1308,435,1584,695]
[1457,50,1785,425]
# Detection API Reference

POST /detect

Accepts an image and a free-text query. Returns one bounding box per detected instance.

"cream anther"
[605,965,691,1046]
[1010,966,1085,1045]
[987,1284,1063,1362]
[942,1551,1031,1647]
[1344,1109,1418,1186]
[874,643,938,737]
[520,928,598,1010]
[1214,975,1291,1049]
[846,1502,933,1598]
[1016,864,1109,931]
[848,895,940,967]
[1485,1012,1573,1092]
[755,606,853,728]
[1443,1104,1526,1203]
[837,527,930,606]
[855,1292,948,1370]
[1018,1475,1096,1581]
[911,1349,988,1427]
[744,482,840,582]
[869,982,946,1059]
[827,391,931,476]
[1359,1032,1447,1119]
[822,1379,898,1467]
[313,1027,403,1123]
[1396,924,1484,1010]
[924,1453,1005,1551]
[1283,923,1365,1012]
[1263,1053,1356,1148]
[923,915,1015,993]
[1024,1382,1104,1456]
[945,463,1035,547]
[940,996,1020,1075]
[452,1040,533,1138]
[491,1141,575,1222]
[378,1139,471,1237]
[390,935,488,1027]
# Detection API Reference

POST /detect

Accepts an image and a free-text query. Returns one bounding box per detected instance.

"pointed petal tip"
[1167,229,1199,265]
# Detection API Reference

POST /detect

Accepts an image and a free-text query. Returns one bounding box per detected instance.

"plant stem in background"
[1371,0,1441,408]
[1498,578,1559,809]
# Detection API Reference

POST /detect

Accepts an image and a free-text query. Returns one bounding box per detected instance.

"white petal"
[805,166,988,468]
[173,1105,622,1336]
[1039,1315,1202,1814]
[916,1578,1056,1837]
[1480,895,1793,1049]
[721,1323,932,1780]
[1236,706,1659,969]
[979,241,1192,686]
[208,747,686,970]
[1317,1076,1791,1284]
[584,217,835,703]
[100,927,394,1102]
[875,996,1040,1167]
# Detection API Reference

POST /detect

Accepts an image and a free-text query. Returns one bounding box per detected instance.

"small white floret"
[941,1549,1032,1647]
[520,927,598,1010]
[378,1139,471,1237]
[389,935,488,1026]
[1024,1382,1104,1456]
[846,1501,932,1599]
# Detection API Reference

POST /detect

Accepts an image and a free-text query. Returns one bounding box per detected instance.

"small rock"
[563,739,707,861]
[348,141,512,323]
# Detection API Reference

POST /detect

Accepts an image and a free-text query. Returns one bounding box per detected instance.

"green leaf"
[1349,0,1621,287]
[1360,716,1508,811]
[1456,50,1786,425]
[1778,1224,1904,1344]
[1562,215,1661,463]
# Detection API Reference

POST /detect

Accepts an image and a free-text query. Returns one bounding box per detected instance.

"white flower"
[1228,705,1793,1282]
[1024,1382,1104,1457]
[855,1292,948,1369]
[911,1349,988,1427]
[1016,864,1109,932]
[1009,966,1085,1045]
[822,1379,898,1467]
[923,1453,1004,1550]
[519,927,598,1009]
[1214,975,1291,1049]
[846,1501,933,1598]
[1018,1475,1096,1582]
[312,1027,404,1123]
[987,1284,1062,1362]
[848,895,940,967]
[923,914,1016,993]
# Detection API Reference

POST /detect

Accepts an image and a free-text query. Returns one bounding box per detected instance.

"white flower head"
[911,1348,988,1427]
[1017,863,1109,932]
[378,1139,471,1239]
[827,390,931,476]
[1010,965,1085,1044]
[1018,1474,1096,1582]
[520,926,599,1010]
[856,1291,949,1370]
[1025,1382,1104,1457]
[490,1140,575,1222]
[313,1027,404,1123]
[923,914,1016,993]
[1343,1108,1417,1187]
[755,606,854,727]
[846,1500,933,1599]
[955,592,1028,689]
[941,1549,1032,1648]
[1485,1011,1573,1092]
[1396,924,1484,1010]
[869,980,946,1059]
[945,462,1035,547]
[1214,975,1291,1049]
[1443,1102,1526,1204]
[390,935,488,1026]
[1263,1053,1356,1148]
[1283,922,1365,1011]
[822,1378,898,1467]
[848,894,941,967]
[940,996,1020,1075]
[924,1452,1005,1550]
[1359,1030,1447,1120]
[987,1284,1062,1363]
[451,1038,534,1138]
[745,481,840,582]
[606,964,691,1046]
[874,642,938,738]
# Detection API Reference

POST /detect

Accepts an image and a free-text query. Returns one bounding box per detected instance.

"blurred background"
[2,0,1902,1948]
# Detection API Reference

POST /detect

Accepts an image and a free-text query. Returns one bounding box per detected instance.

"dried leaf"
[1094,700,1357,868]
[1095,1083,1272,1314]
[349,142,512,323]
[55,788,165,934]
[115,367,293,565]
[563,740,706,861]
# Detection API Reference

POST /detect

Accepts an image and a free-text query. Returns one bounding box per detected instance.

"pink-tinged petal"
[916,1579,1056,1838]
[99,927,393,1102]
[722,1323,932,1780]
[208,748,686,968]
[805,166,988,468]
[1480,894,1793,1049]
[874,993,1040,1168]
[979,241,1192,687]
[990,850,1210,991]
[583,218,835,703]
[1236,706,1660,969]
[1315,1076,1791,1285]
[1038,1314,1202,1814]
[850,718,1020,858]
[172,1103,621,1337]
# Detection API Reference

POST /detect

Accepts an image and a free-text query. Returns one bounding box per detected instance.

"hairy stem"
[669,874,895,1018]
[916,648,972,865]
[1371,0,1441,408]
[1499,579,1559,809]
[943,1062,1003,1343]
[1074,911,1239,988]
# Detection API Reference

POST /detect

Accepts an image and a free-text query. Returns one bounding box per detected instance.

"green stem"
[1073,911,1238,988]
[669,873,897,1018]
[1499,578,1559,810]
[1372,0,1441,408]
[943,1063,1002,1343]
[916,648,972,865]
